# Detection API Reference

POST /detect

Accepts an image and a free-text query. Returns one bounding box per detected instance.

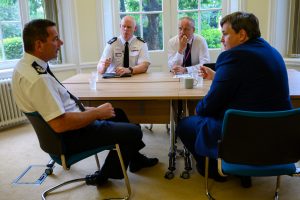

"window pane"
[29,0,46,20]
[142,0,162,11]
[142,13,162,50]
[200,10,222,48]
[120,0,163,51]
[0,0,22,62]
[200,0,222,9]
[178,0,198,10]
[120,0,139,12]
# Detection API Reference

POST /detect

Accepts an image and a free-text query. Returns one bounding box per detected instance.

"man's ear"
[239,29,249,42]
[34,40,43,52]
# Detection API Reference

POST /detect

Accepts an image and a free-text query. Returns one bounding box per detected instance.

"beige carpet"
[1,123,300,200]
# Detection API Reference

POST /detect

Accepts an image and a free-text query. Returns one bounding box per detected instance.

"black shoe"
[196,164,227,182]
[129,154,159,173]
[85,171,108,186]
[240,176,252,188]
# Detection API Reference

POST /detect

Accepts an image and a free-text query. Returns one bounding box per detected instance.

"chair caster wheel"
[45,168,53,175]
[180,171,190,179]
[164,171,174,179]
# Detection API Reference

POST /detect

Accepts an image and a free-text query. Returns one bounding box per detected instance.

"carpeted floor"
[1,123,300,200]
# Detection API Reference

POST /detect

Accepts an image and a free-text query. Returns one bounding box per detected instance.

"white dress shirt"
[168,34,210,73]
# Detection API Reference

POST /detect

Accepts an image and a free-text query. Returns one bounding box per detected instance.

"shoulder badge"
[136,36,146,43]
[32,61,47,74]
[107,37,117,44]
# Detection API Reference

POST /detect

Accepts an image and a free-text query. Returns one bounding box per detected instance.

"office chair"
[204,108,300,200]
[24,112,131,200]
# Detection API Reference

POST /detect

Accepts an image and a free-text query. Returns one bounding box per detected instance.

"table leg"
[165,100,176,179]
[180,100,192,179]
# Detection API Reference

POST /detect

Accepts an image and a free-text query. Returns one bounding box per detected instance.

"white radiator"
[0,78,27,130]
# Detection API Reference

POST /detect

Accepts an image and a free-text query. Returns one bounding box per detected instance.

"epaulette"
[136,36,146,43]
[32,61,47,74]
[107,37,117,44]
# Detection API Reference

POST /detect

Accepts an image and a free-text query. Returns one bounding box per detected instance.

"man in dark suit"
[176,12,292,187]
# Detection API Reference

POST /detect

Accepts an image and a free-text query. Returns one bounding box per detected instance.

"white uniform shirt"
[12,53,80,122]
[98,35,151,73]
[168,34,210,73]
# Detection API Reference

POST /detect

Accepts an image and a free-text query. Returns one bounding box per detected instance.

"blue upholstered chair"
[25,112,131,200]
[204,108,300,200]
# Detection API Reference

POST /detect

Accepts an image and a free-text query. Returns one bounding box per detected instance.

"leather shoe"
[85,171,108,186]
[239,176,252,188]
[129,154,159,173]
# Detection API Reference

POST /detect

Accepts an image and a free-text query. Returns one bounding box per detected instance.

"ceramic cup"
[184,77,197,89]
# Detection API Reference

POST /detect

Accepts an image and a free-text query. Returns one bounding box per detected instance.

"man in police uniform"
[168,16,210,74]
[12,19,158,186]
[97,16,150,76]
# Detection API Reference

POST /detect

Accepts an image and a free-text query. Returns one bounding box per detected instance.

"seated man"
[12,19,158,185]
[176,12,292,187]
[97,15,150,76]
[168,16,210,122]
[168,16,209,74]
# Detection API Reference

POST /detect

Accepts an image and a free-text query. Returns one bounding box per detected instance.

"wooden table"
[63,72,178,83]
[64,81,179,123]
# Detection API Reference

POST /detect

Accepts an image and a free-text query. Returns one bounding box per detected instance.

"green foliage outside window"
[3,37,23,59]
[178,0,222,48]
[0,0,46,62]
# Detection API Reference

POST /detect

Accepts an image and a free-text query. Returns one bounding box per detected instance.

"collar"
[187,35,194,45]
[24,52,48,70]
[119,35,136,45]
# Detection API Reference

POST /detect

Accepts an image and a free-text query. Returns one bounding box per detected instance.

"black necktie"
[32,62,85,112]
[184,43,192,67]
[124,42,129,68]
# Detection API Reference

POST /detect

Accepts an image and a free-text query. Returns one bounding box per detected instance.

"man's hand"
[101,58,111,67]
[95,103,115,119]
[115,66,131,76]
[199,66,215,80]
[178,34,188,54]
[98,58,111,74]
[172,64,187,74]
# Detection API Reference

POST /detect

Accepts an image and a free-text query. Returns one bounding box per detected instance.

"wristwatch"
[128,67,133,74]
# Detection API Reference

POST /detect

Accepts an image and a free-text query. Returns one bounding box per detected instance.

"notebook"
[102,73,132,79]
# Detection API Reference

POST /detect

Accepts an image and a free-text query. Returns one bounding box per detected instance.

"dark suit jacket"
[194,38,292,158]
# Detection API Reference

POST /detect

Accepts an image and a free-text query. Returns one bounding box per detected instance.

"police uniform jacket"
[98,35,151,73]
[12,53,80,122]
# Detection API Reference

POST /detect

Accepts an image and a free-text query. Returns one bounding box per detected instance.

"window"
[177,0,222,48]
[0,0,58,70]
[119,0,163,51]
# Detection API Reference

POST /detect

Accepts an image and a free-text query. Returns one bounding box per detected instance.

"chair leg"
[144,124,153,131]
[42,178,86,200]
[94,154,101,171]
[274,176,280,200]
[205,157,215,200]
[115,144,131,200]
[61,155,70,170]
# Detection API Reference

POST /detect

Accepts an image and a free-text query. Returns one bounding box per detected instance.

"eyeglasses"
[178,27,193,32]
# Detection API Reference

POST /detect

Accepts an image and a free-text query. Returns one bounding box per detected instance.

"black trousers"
[62,108,144,178]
